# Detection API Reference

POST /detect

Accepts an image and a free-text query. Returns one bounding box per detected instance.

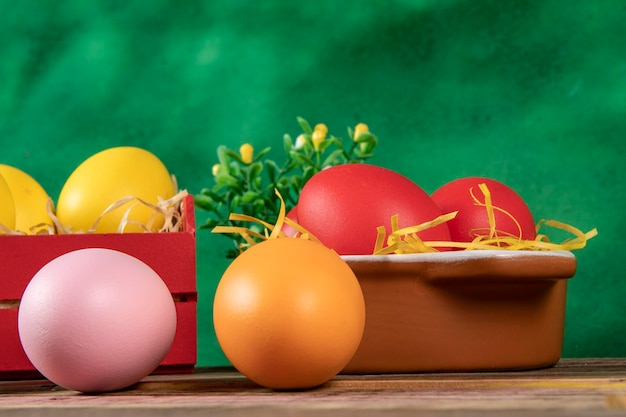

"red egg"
[297,164,451,255]
[431,177,536,243]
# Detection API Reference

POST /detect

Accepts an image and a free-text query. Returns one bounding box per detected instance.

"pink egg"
[18,248,177,393]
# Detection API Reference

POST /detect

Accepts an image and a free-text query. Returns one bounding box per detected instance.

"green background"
[1,1,624,366]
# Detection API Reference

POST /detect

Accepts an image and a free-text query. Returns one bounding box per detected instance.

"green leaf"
[229,162,242,177]
[229,195,241,212]
[265,159,281,184]
[277,177,289,188]
[283,134,294,154]
[216,173,241,188]
[253,147,272,162]
[322,149,345,167]
[193,194,214,210]
[302,165,315,177]
[200,217,222,228]
[352,151,374,161]
[200,187,216,197]
[217,145,230,166]
[202,188,226,203]
[290,175,303,190]
[254,197,266,207]
[354,132,376,144]
[248,161,263,180]
[240,191,258,204]
[317,138,334,153]
[297,116,313,134]
[225,148,245,164]
[289,150,316,167]
[356,134,378,154]
[324,136,343,148]
[281,158,298,174]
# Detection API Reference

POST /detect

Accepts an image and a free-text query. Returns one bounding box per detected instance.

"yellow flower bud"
[212,163,221,176]
[239,143,254,164]
[312,123,328,151]
[353,123,369,141]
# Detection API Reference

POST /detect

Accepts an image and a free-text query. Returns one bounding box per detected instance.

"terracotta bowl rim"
[341,249,575,264]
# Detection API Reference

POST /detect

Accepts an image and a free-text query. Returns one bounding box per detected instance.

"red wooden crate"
[0,195,197,379]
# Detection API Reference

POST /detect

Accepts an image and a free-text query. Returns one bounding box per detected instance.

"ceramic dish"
[340,250,577,374]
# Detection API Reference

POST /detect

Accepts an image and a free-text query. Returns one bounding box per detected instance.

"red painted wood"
[0,194,197,377]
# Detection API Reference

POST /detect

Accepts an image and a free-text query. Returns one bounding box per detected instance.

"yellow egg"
[0,164,54,234]
[0,172,16,232]
[56,146,175,233]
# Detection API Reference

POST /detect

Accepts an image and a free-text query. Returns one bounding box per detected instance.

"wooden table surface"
[1,358,625,416]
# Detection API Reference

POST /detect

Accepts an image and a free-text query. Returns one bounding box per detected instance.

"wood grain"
[1,358,625,416]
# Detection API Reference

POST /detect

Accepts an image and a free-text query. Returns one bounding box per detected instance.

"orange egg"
[213,238,365,390]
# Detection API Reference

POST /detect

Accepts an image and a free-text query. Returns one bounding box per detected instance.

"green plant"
[195,117,378,258]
